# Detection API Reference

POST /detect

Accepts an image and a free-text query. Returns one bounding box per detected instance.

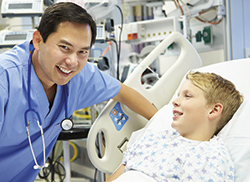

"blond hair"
[186,71,244,135]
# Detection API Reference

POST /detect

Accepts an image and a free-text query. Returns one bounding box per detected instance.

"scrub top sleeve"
[0,72,8,131]
[68,62,121,112]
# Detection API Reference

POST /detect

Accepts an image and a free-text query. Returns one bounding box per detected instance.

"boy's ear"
[208,103,223,120]
[32,30,43,51]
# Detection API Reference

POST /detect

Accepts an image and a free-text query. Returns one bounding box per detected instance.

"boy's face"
[171,80,212,140]
[33,21,92,88]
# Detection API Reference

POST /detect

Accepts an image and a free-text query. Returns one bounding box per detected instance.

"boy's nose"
[172,98,179,107]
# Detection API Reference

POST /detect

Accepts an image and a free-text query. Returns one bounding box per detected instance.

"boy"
[106,71,243,182]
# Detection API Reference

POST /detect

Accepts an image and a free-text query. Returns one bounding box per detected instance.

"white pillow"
[128,104,173,148]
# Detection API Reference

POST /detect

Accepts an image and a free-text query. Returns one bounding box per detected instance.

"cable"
[179,0,191,17]
[195,7,223,25]
[174,1,223,25]
[195,16,222,25]
[68,141,78,162]
[101,41,112,57]
[44,0,54,6]
[60,141,79,162]
[38,144,66,182]
[114,5,124,80]
[175,0,184,15]
[94,168,98,182]
[199,7,216,15]
[109,38,119,78]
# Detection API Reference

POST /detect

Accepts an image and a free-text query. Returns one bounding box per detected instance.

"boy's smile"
[171,80,212,140]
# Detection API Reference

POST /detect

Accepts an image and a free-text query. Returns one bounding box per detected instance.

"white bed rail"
[87,32,202,174]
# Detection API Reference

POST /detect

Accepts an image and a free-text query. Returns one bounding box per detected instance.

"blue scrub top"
[0,41,121,181]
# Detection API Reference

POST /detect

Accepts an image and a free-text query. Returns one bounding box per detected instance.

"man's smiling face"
[33,21,92,88]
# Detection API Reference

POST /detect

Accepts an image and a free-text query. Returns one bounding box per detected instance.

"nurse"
[0,2,158,181]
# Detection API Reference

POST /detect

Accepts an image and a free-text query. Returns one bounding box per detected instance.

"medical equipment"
[115,16,181,44]
[95,19,115,41]
[88,56,110,71]
[85,0,116,21]
[25,48,48,170]
[61,119,74,131]
[162,0,225,17]
[0,30,35,48]
[87,32,202,174]
[1,0,43,17]
[60,86,74,131]
[25,45,73,170]
[96,24,106,41]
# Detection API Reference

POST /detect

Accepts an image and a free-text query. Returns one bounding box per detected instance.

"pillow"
[128,104,173,148]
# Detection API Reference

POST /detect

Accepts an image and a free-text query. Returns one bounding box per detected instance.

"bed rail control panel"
[109,102,129,131]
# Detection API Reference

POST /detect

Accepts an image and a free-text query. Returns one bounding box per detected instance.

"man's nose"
[65,54,78,67]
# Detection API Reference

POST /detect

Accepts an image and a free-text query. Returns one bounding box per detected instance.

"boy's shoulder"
[199,136,232,161]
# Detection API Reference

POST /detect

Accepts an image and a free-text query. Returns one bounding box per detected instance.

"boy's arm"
[105,164,126,182]
[113,83,158,120]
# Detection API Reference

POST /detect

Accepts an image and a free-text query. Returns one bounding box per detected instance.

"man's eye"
[61,45,69,50]
[58,44,69,50]
[80,50,88,54]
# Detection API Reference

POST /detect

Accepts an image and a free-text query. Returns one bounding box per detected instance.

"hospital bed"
[87,32,250,182]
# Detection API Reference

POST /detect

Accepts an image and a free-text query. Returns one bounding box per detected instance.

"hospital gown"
[122,128,234,182]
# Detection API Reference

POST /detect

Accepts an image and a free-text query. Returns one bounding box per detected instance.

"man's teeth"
[59,67,71,74]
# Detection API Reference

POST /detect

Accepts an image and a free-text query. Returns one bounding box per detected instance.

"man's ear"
[208,103,223,120]
[32,30,43,51]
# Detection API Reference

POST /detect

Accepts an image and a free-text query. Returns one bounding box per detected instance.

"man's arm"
[105,164,126,182]
[113,83,158,120]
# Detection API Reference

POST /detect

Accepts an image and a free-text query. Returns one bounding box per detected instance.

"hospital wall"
[228,0,250,59]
